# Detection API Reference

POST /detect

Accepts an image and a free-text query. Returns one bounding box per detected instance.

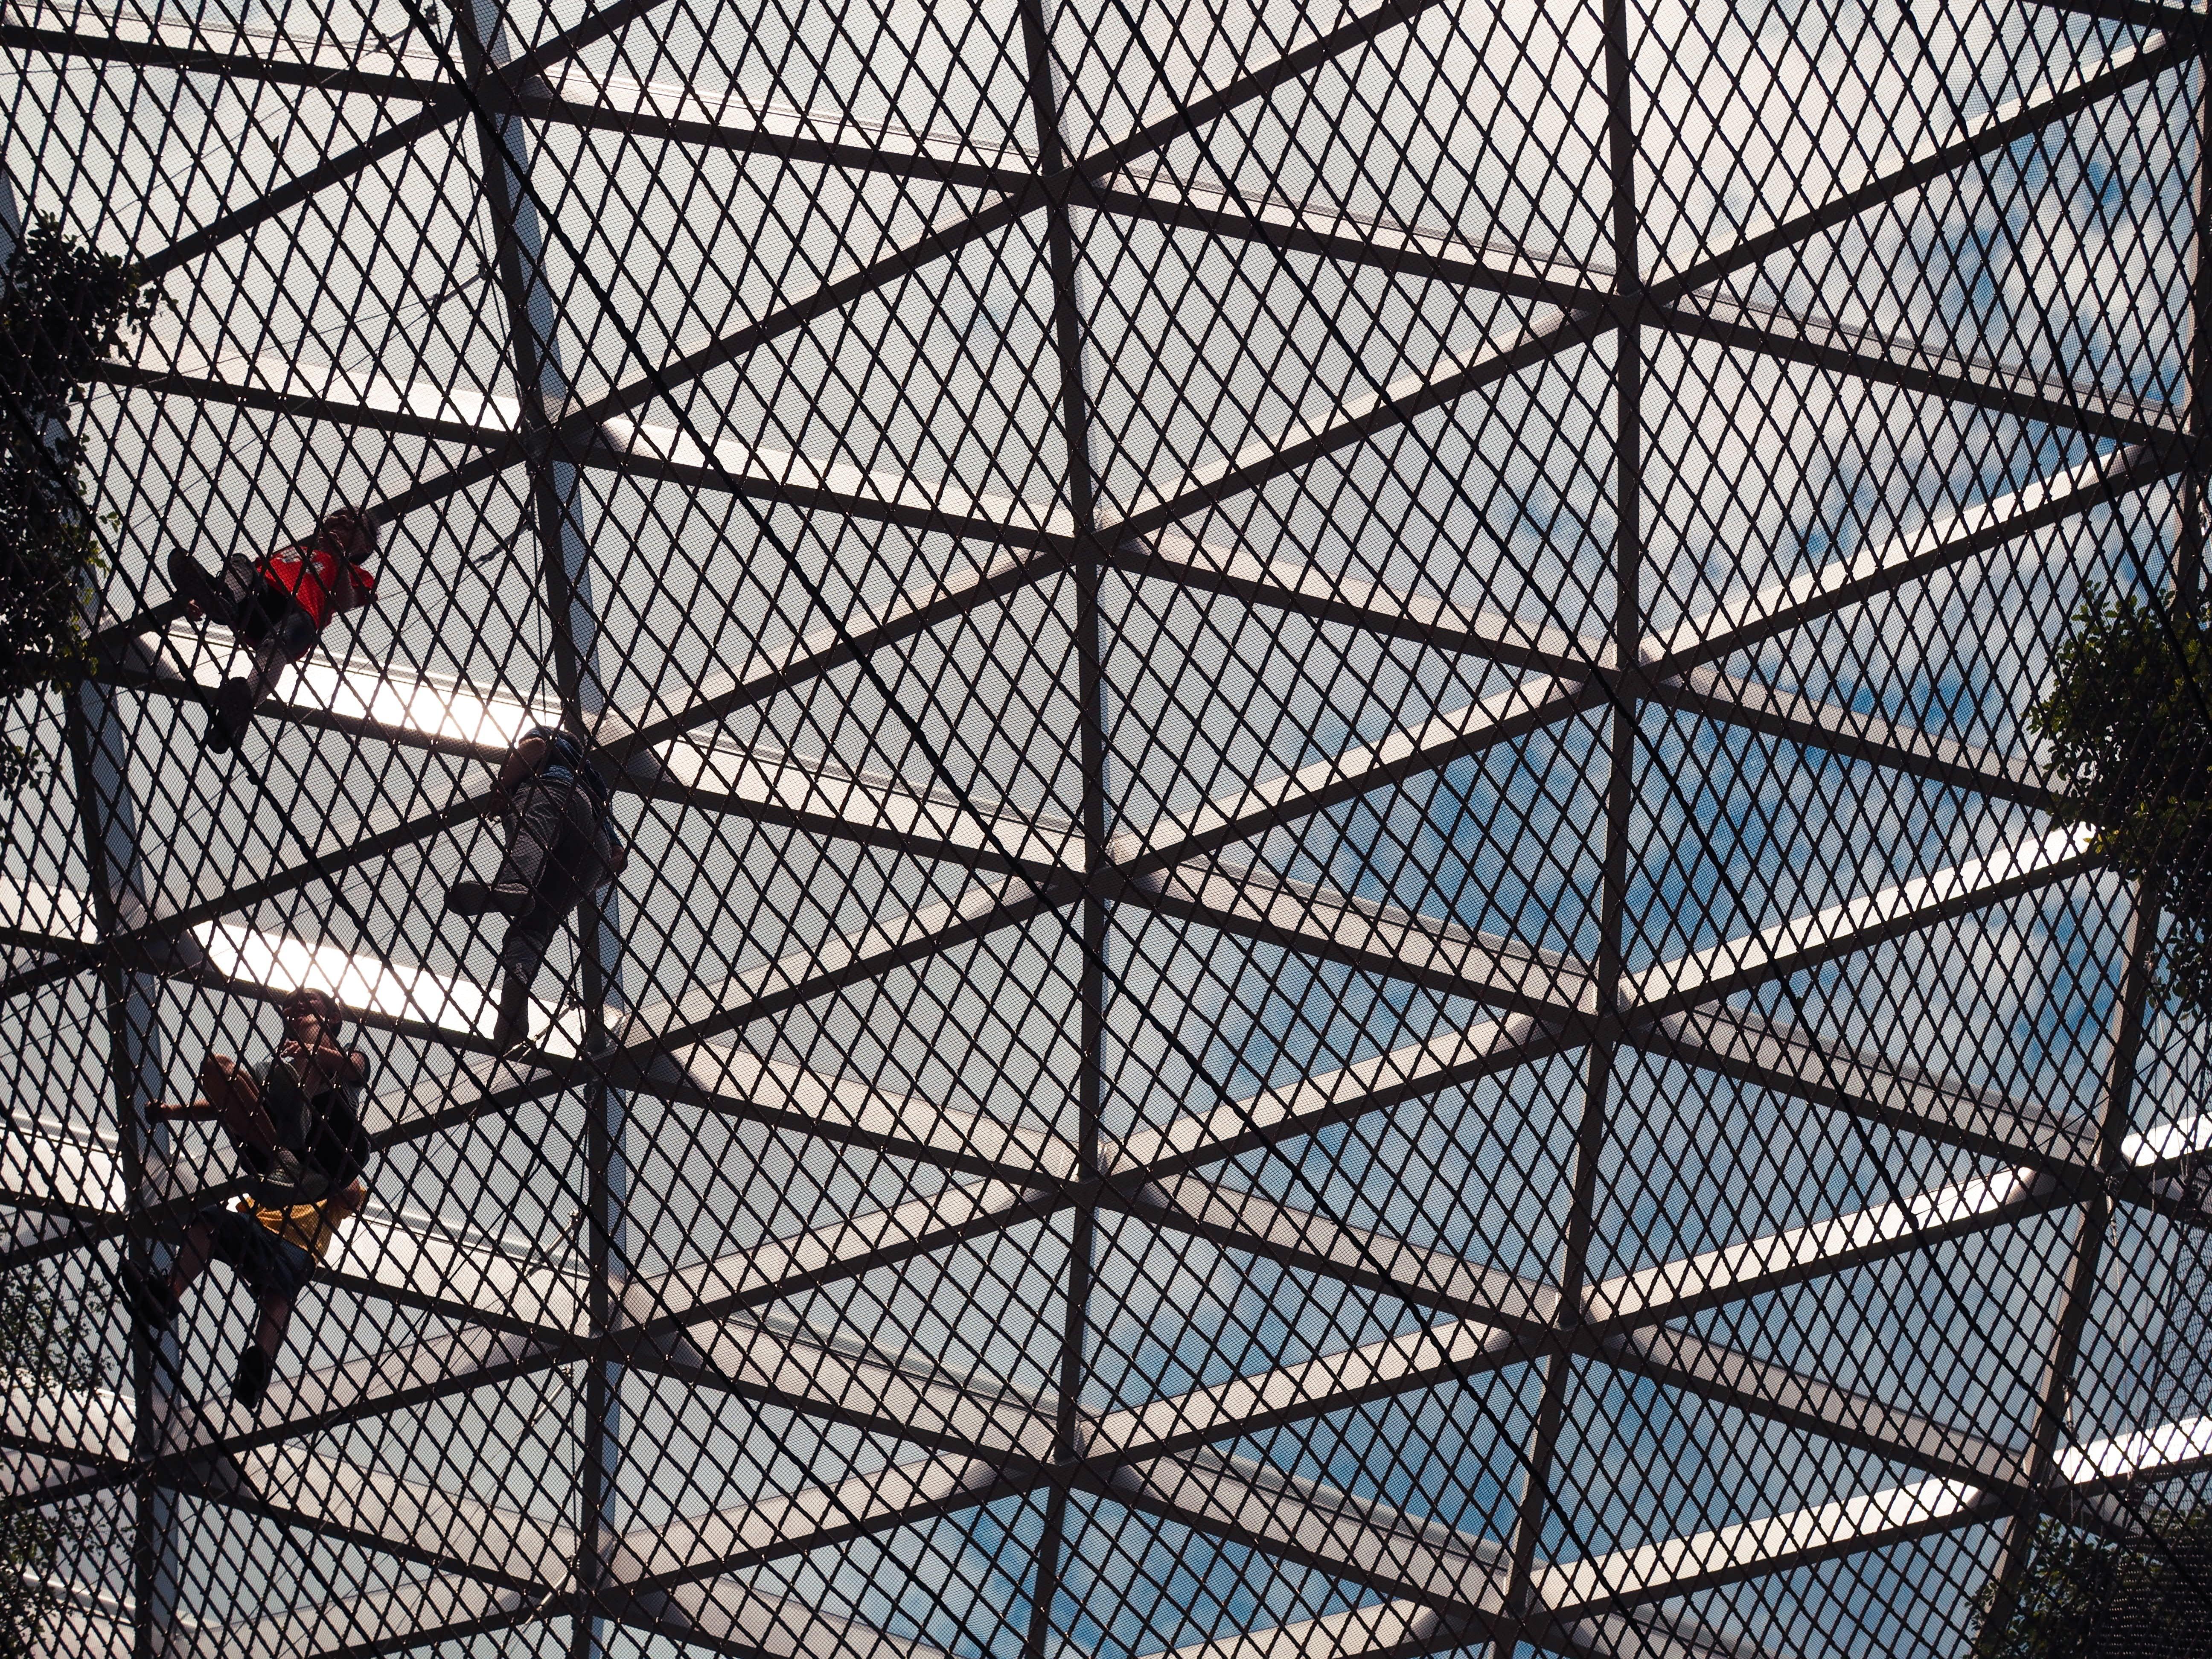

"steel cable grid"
[1,0,2211,1654]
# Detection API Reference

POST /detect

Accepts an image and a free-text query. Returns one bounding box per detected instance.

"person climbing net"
[446,723,627,1056]
[168,505,380,752]
[120,987,375,1410]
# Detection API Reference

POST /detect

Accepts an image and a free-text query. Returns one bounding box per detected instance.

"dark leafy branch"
[2030,588,2212,1016]
[0,214,160,786]
[0,1266,99,1658]
[1977,1512,2212,1658]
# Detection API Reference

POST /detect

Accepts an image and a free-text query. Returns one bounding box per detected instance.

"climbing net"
[3,0,2212,1653]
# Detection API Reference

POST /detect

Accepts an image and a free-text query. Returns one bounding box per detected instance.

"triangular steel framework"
[5,0,2212,1653]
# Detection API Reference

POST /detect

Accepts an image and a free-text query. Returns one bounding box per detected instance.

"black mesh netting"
[3,0,2212,1654]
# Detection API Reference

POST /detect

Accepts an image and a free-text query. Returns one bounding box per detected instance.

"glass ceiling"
[4,0,2212,1652]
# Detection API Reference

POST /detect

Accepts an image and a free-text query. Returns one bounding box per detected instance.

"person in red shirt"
[169,506,379,751]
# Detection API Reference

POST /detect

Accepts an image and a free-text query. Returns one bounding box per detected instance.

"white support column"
[452,8,629,1648]
[66,661,175,1653]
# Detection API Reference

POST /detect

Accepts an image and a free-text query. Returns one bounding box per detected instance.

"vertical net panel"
[3,0,2212,1656]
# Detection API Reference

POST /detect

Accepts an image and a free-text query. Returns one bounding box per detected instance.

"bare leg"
[166,1223,215,1301]
[254,1293,293,1361]
[198,1052,277,1152]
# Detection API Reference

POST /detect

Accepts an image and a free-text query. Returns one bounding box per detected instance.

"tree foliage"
[1977,1513,2212,1657]
[0,212,157,693]
[0,1266,98,1657]
[2028,588,2212,1014]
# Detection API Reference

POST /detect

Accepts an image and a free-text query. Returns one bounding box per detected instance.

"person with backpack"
[168,505,379,751]
[139,986,372,1205]
[446,724,627,1053]
[121,987,375,1409]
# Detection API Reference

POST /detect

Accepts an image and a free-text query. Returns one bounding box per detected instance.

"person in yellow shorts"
[123,986,378,1409]
[124,1180,367,1410]
[144,987,373,1207]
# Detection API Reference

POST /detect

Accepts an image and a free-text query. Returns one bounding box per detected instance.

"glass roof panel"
[7,0,2212,1653]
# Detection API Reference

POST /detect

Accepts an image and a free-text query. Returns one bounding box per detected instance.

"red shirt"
[256,542,375,629]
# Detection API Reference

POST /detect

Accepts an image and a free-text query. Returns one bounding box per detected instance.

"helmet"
[317,506,377,562]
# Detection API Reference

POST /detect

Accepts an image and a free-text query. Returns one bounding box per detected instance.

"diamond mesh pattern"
[4,0,2212,1654]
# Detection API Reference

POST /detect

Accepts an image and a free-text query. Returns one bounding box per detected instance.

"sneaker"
[168,549,237,627]
[204,678,254,754]
[217,677,256,728]
[446,881,530,918]
[446,881,492,916]
[230,1343,271,1410]
[120,1260,177,1333]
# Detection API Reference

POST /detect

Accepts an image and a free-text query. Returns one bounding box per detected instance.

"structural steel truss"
[6,0,2212,1653]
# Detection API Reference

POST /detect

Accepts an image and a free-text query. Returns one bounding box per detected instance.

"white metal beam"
[1092,1166,2063,1464]
[1146,1590,1765,1659]
[1112,306,1607,544]
[1115,675,1602,879]
[1587,1167,2061,1330]
[1106,538,2063,818]
[617,1179,1058,1338]
[616,1575,954,1659]
[1126,857,1598,1027]
[1646,665,2060,813]
[1117,1173,1560,1339]
[0,1382,134,1474]
[629,733,1082,881]
[1155,1599,1458,1659]
[637,1309,1057,1466]
[1119,1175,2043,1498]
[1600,1326,2027,1494]
[1646,1005,2104,1178]
[1650,442,2178,678]
[1106,1449,1513,1622]
[1107,1011,1562,1182]
[608,1451,1007,1590]
[1104,533,1605,678]
[1627,828,2093,1014]
[1533,1475,1998,1618]
[173,1576,546,1659]
[606,875,1065,1067]
[1130,816,2093,1043]
[643,1039,1081,1188]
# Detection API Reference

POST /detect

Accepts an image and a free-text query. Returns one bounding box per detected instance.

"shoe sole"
[168,550,236,626]
[120,1262,175,1330]
[206,683,254,751]
[447,884,493,916]
[232,1349,271,1409]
